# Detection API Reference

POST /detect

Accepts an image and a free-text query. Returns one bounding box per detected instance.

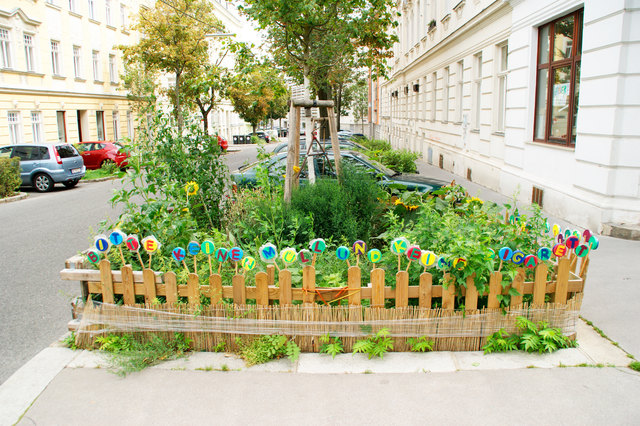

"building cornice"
[0,86,129,101]
[0,7,42,26]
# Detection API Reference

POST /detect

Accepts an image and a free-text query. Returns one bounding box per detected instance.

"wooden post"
[121,265,135,305]
[267,264,275,286]
[395,271,409,307]
[209,274,222,304]
[255,271,269,306]
[164,272,178,304]
[533,263,548,306]
[99,259,114,304]
[555,257,570,304]
[142,268,156,304]
[465,274,478,311]
[371,268,385,308]
[232,274,246,305]
[326,106,342,179]
[284,106,301,202]
[510,268,525,307]
[302,265,316,304]
[487,271,502,309]
[279,269,292,305]
[348,266,361,305]
[442,273,455,310]
[419,272,433,308]
[187,273,199,305]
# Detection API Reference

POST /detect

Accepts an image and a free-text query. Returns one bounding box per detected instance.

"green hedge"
[0,157,20,198]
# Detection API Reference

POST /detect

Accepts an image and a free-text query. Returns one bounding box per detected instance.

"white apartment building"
[0,0,150,146]
[380,0,640,235]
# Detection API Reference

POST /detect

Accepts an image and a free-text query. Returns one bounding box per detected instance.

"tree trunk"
[336,84,343,131]
[175,71,183,131]
[318,85,331,140]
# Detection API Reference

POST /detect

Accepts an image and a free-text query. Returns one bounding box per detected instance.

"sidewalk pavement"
[2,157,639,425]
[1,319,637,426]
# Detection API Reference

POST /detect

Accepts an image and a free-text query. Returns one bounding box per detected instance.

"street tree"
[120,0,224,130]
[352,79,369,133]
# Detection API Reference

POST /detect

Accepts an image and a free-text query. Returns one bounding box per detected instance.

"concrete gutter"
[0,192,28,204]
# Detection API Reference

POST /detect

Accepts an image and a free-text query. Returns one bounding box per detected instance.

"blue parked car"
[0,143,85,192]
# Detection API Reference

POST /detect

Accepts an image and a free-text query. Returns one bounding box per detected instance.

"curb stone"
[0,192,28,204]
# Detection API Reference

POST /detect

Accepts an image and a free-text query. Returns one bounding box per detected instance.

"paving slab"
[575,320,632,366]
[0,347,78,426]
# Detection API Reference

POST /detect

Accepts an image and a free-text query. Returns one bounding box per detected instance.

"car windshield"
[345,152,396,176]
[56,144,79,158]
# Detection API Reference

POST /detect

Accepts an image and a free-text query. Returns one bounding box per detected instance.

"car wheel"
[63,179,79,189]
[33,173,54,192]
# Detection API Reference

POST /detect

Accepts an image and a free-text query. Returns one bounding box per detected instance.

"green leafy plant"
[319,334,344,358]
[237,335,300,366]
[629,361,640,372]
[407,336,434,352]
[483,317,576,354]
[0,157,21,198]
[62,332,78,350]
[95,333,192,376]
[353,328,394,359]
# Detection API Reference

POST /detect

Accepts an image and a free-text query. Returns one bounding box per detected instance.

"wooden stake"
[117,246,126,265]
[148,253,152,269]
[182,260,190,274]
[193,256,197,273]
[397,254,401,272]
[346,259,351,268]
[405,260,412,272]
[208,255,212,276]
[136,252,144,270]
[312,253,317,267]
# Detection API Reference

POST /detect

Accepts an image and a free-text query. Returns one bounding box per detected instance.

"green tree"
[182,63,230,134]
[352,79,368,133]
[120,0,224,130]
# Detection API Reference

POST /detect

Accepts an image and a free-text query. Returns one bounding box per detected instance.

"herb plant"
[319,334,344,358]
[353,328,394,359]
[407,336,434,352]
[482,317,576,354]
[237,335,300,366]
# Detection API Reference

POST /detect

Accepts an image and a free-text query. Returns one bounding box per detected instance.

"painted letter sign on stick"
[524,255,538,269]
[109,230,126,246]
[511,250,525,265]
[172,247,186,262]
[309,238,326,254]
[565,236,580,249]
[94,235,110,253]
[229,247,244,262]
[86,250,100,264]
[126,235,140,252]
[498,247,513,262]
[259,243,277,263]
[552,224,561,237]
[187,241,201,256]
[420,251,437,269]
[352,240,367,256]
[436,256,451,270]
[215,248,228,262]
[201,240,215,255]
[406,246,422,261]
[576,244,590,257]
[453,257,467,270]
[390,237,409,254]
[298,249,312,264]
[367,249,382,264]
[281,248,297,265]
[553,243,568,257]
[242,256,256,271]
[588,236,599,250]
[537,247,551,261]
[142,236,160,253]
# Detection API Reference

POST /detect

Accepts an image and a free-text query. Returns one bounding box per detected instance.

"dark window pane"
[13,147,32,161]
[38,147,50,160]
[534,69,549,139]
[538,24,550,65]
[554,16,574,61]
[550,66,572,140]
[56,144,79,158]
[572,61,581,143]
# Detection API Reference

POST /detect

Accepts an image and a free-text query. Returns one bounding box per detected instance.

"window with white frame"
[8,112,22,144]
[51,40,61,75]
[112,111,119,140]
[31,111,43,143]
[24,33,35,72]
[109,54,116,82]
[96,111,105,140]
[56,111,67,142]
[88,0,96,19]
[69,0,76,12]
[496,43,508,132]
[120,4,128,29]
[73,46,81,78]
[473,52,483,129]
[0,28,12,68]
[105,0,112,25]
[92,50,100,80]
[430,72,437,121]
[443,66,450,123]
[456,60,464,123]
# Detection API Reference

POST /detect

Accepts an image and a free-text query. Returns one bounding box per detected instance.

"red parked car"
[77,141,129,170]
[217,135,228,151]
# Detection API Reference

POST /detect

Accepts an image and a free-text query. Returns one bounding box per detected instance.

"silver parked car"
[0,143,85,192]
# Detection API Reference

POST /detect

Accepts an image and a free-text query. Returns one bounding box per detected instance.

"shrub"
[0,157,21,198]
[379,149,420,173]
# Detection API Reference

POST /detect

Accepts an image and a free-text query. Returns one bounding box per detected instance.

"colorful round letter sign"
[125,235,140,252]
[94,235,110,253]
[420,251,437,268]
[552,224,561,237]
[511,250,525,265]
[575,244,590,258]
[406,246,422,261]
[436,256,450,270]
[215,247,228,262]
[259,243,277,263]
[228,247,244,262]
[498,247,513,262]
[486,249,496,261]
[367,249,382,264]
[201,240,215,255]
[537,247,552,261]
[565,236,580,250]
[390,237,409,255]
[582,229,592,242]
[142,236,160,253]
[552,243,568,257]
[86,250,100,264]
[280,248,297,264]
[187,241,201,256]
[172,247,186,263]
[109,230,126,246]
[298,249,313,264]
[242,256,256,271]
[453,257,467,270]
[588,236,599,250]
[336,246,351,261]
[524,255,538,269]
[352,240,367,256]
[309,238,326,254]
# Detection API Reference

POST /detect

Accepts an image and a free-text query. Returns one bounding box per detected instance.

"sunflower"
[185,181,199,196]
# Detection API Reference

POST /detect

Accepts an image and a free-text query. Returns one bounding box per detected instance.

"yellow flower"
[394,199,403,206]
[293,166,301,173]
[182,207,189,212]
[185,181,199,196]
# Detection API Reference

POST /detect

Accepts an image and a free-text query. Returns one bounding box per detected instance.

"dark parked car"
[231,150,447,193]
[0,143,85,192]
[247,132,270,143]
[271,139,366,155]
[76,141,129,170]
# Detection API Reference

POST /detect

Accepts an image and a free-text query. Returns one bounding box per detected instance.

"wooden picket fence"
[61,253,588,310]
